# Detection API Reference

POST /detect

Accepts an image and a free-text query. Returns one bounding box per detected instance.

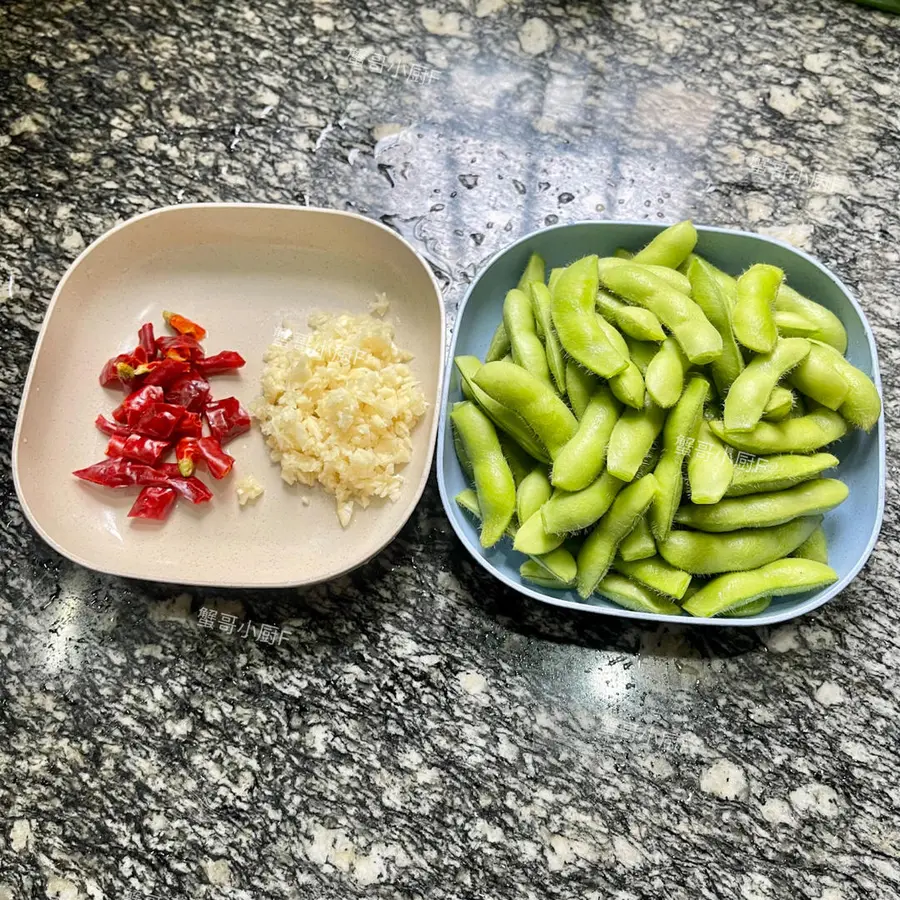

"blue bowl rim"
[436,220,886,627]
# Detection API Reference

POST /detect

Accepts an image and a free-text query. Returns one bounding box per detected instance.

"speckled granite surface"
[1,0,899,897]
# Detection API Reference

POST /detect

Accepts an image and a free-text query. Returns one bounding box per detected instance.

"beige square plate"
[13,204,445,587]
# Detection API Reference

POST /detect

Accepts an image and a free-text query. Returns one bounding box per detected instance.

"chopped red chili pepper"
[155,334,205,360]
[99,353,142,389]
[174,410,203,439]
[204,397,251,444]
[73,459,170,488]
[194,351,246,376]
[95,414,134,437]
[165,373,211,411]
[131,403,185,440]
[197,437,235,479]
[112,385,165,424]
[175,437,201,477]
[138,322,157,359]
[133,358,191,388]
[158,464,214,503]
[106,433,171,466]
[128,486,178,520]
[162,310,207,341]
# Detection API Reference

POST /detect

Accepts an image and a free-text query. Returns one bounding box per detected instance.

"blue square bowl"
[436,222,885,626]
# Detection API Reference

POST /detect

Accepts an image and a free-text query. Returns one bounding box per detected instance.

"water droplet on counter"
[558,192,574,204]
[512,179,526,195]
[431,203,445,212]
[538,181,550,192]
[544,214,559,225]
[470,233,484,246]
[458,174,479,189]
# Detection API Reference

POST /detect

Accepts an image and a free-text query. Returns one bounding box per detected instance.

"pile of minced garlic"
[251,303,427,527]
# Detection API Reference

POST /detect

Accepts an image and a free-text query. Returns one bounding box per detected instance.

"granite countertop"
[1,0,899,897]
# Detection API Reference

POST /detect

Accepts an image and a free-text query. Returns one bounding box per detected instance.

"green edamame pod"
[645,338,689,408]
[503,288,553,385]
[806,340,882,431]
[658,515,822,574]
[474,360,578,459]
[762,387,795,422]
[530,282,567,392]
[789,341,850,411]
[541,470,625,534]
[552,257,628,378]
[685,256,744,394]
[498,432,539,487]
[720,596,772,618]
[623,336,659,376]
[775,310,819,338]
[451,403,474,480]
[450,402,516,547]
[595,314,645,409]
[514,508,565,555]
[517,252,546,293]
[775,284,847,353]
[455,487,482,520]
[517,467,552,523]
[631,220,698,269]
[576,473,659,598]
[723,337,810,432]
[485,323,511,362]
[733,264,783,354]
[687,419,734,505]
[548,267,565,295]
[597,261,723,365]
[565,362,600,419]
[710,408,847,454]
[613,248,633,260]
[649,375,709,543]
[618,514,656,561]
[674,478,848,532]
[597,257,692,294]
[725,452,838,497]
[607,399,666,481]
[519,559,570,590]
[596,572,683,616]
[551,386,622,491]
[791,525,829,564]
[455,356,551,463]
[596,290,666,342]
[612,555,691,600]
[682,558,838,618]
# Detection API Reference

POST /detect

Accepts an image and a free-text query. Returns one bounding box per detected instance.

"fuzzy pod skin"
[503,288,553,386]
[630,220,698,269]
[607,399,667,482]
[530,282,567,392]
[687,419,734,505]
[791,525,829,565]
[594,314,646,409]
[612,555,692,600]
[516,467,552,524]
[774,285,847,354]
[805,339,882,431]
[596,572,683,616]
[618,514,656,560]
[551,386,622,491]
[596,289,666,342]
[733,264,783,354]
[645,338,689,409]
[724,452,839,497]
[565,361,600,419]
[541,470,626,535]
[789,341,850,411]
[596,258,693,294]
[709,408,848,454]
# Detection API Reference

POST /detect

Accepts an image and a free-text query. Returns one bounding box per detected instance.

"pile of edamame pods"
[450,220,882,618]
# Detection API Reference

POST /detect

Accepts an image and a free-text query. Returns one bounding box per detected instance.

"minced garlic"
[250,310,427,527]
[236,474,264,506]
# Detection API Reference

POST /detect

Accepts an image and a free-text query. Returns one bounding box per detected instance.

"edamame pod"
[517,252,546,292]
[565,362,600,419]
[607,399,666,481]
[552,386,622,491]
[596,290,666,342]
[517,467,552,523]
[451,403,474,479]
[596,572,683,616]
[576,473,659,598]
[519,559,570,590]
[791,525,829,564]
[498,432,540,486]
[631,220,698,269]
[612,555,691,600]
[724,452,839,497]
[530,282,567,392]
[595,314,646,408]
[762,387,795,422]
[650,375,709,543]
[682,558,838,617]
[720,596,772,618]
[775,285,847,353]
[514,509,566,555]
[789,341,850,411]
[450,402,516,547]
[733,264,783,354]
[710,408,847,454]
[597,261,723,365]
[455,356,551,463]
[685,255,744,394]
[806,339,881,431]
[474,360,578,459]
[723,337,810,432]
[504,288,552,385]
[613,248,633,260]
[687,419,734,504]
[455,487,483,521]
[552,257,628,378]
[485,324,511,362]
[541,470,625,534]
[548,267,565,295]
[674,478,848,531]
[775,310,819,338]
[597,257,692,294]
[645,338,689,408]
[623,336,659,375]
[618,515,656,561]
[657,515,823,574]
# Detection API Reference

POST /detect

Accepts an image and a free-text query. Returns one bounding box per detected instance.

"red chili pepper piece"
[197,437,235,479]
[165,373,211,411]
[138,323,157,359]
[204,397,251,444]
[175,437,201,477]
[158,464,213,504]
[131,403,185,440]
[194,351,246,376]
[174,410,203,439]
[128,486,178,520]
[95,414,134,437]
[99,353,142,389]
[106,433,171,466]
[133,358,191,388]
[162,310,207,341]
[73,459,170,488]
[156,334,205,361]
[112,385,165,424]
